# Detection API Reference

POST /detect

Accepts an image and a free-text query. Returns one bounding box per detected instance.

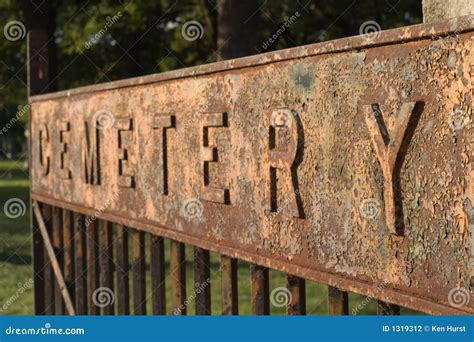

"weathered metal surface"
[29,16,474,314]
[377,300,401,315]
[220,255,238,315]
[131,230,146,315]
[99,220,115,315]
[61,210,75,310]
[286,275,306,315]
[52,207,64,315]
[327,286,349,315]
[251,264,270,315]
[73,213,87,315]
[150,235,166,315]
[194,247,211,315]
[115,224,130,315]
[86,219,100,315]
[42,204,54,315]
[170,240,186,315]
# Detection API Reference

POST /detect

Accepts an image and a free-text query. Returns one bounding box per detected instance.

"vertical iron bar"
[62,209,75,309]
[42,204,54,315]
[115,224,130,315]
[377,300,401,315]
[52,206,64,314]
[170,240,186,315]
[220,255,238,315]
[286,275,306,315]
[86,219,100,315]
[194,247,211,315]
[150,235,166,315]
[99,220,114,315]
[250,264,269,315]
[31,200,45,315]
[327,286,349,315]
[131,229,146,315]
[73,213,87,314]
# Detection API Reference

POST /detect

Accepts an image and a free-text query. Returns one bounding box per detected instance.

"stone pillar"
[423,0,474,23]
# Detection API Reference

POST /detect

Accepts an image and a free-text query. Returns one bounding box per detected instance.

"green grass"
[0,159,420,315]
[0,157,33,315]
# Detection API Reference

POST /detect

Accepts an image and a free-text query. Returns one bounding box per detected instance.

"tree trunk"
[216,0,259,61]
[24,0,57,94]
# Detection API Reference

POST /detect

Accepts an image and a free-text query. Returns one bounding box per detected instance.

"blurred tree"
[0,0,27,157]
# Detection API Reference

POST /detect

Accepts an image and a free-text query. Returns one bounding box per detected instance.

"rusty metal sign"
[29,16,474,314]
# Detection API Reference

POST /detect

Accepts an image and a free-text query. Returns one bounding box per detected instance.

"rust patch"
[29,17,474,314]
